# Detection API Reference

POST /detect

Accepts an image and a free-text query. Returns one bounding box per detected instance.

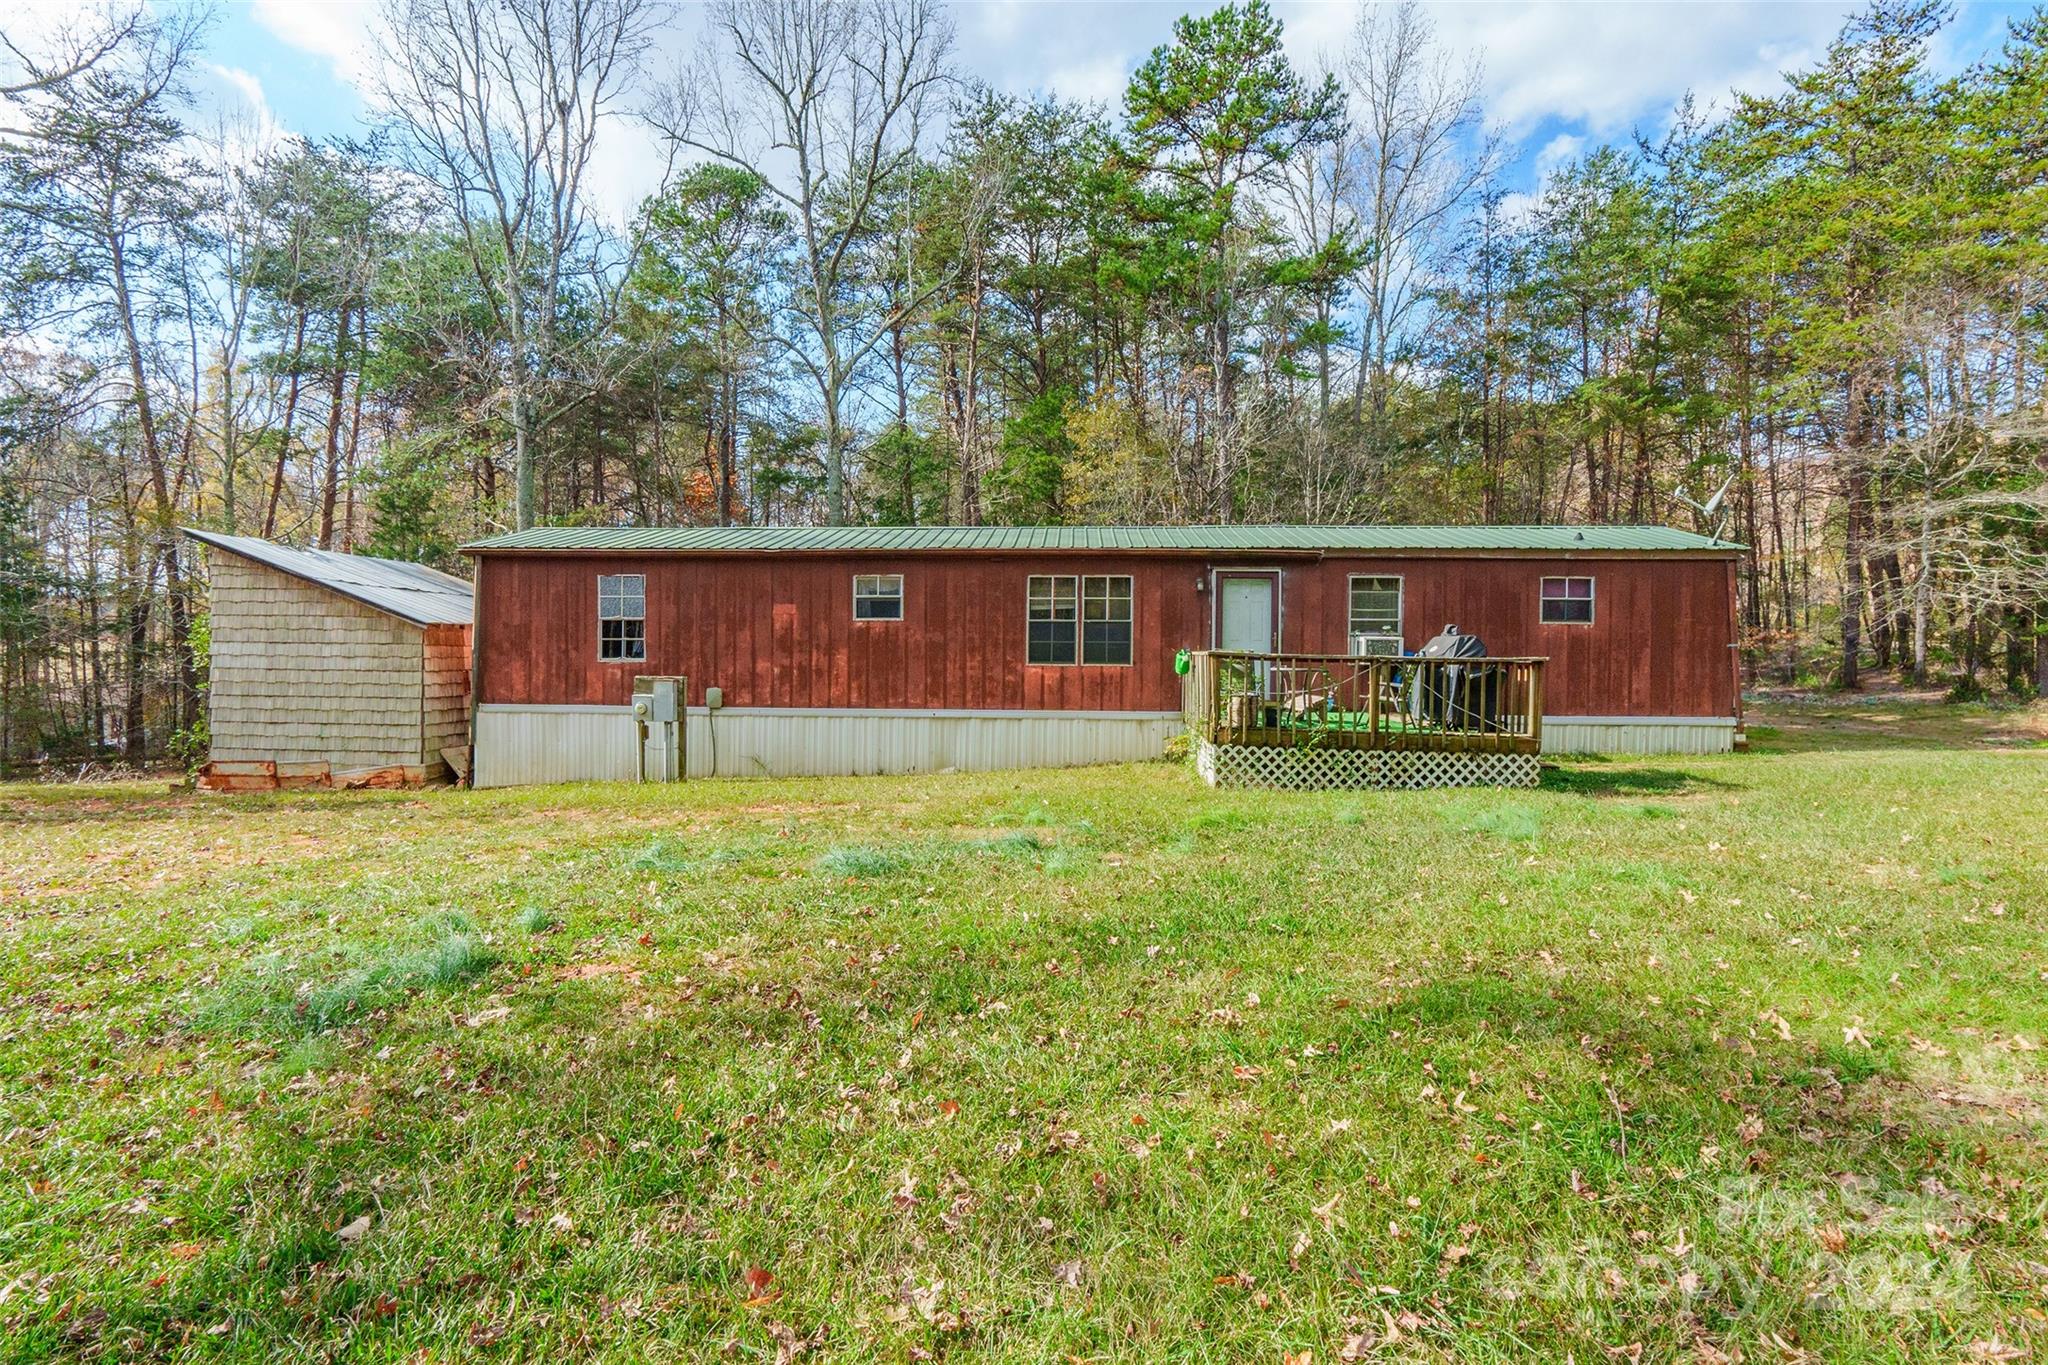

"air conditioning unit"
[1350,633,1404,658]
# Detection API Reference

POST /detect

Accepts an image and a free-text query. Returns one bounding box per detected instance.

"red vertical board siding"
[474,550,1737,718]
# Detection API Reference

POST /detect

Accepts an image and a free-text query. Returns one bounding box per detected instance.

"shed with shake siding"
[184,530,473,789]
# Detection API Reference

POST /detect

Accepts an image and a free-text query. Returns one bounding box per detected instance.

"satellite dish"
[1669,470,1738,541]
[1699,471,1736,518]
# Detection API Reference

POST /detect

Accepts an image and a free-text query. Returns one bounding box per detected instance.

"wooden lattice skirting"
[1196,741,1540,791]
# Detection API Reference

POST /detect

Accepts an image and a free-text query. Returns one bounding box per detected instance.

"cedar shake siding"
[190,531,474,786]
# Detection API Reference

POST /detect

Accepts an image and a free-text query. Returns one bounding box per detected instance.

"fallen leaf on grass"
[743,1265,780,1307]
[465,1006,511,1026]
[335,1215,372,1244]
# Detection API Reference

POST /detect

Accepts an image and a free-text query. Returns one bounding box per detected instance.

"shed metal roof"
[184,529,474,627]
[462,524,1738,555]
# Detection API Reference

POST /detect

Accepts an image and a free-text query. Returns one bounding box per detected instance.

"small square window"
[854,574,903,620]
[598,573,646,661]
[1540,576,1595,624]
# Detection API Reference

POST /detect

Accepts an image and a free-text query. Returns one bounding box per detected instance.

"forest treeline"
[1,0,2044,767]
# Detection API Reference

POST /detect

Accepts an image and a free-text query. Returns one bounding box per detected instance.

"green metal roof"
[464,524,1739,555]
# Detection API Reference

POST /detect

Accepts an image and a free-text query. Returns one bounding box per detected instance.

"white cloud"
[197,63,284,162]
[1424,1,1840,140]
[1037,53,1137,106]
[250,0,379,90]
[1534,131,1586,174]
[583,113,674,230]
[1491,188,1539,226]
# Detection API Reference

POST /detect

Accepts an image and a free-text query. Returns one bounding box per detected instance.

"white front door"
[1219,576,1275,652]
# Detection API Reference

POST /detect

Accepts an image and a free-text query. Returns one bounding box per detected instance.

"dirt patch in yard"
[555,961,644,983]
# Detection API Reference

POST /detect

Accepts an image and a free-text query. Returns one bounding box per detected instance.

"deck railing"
[1183,650,1545,755]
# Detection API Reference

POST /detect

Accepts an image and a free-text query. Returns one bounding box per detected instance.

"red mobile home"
[462,525,1741,786]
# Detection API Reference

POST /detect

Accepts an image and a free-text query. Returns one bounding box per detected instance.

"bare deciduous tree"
[379,0,658,529]
[1872,413,2048,685]
[1342,0,1495,429]
[0,2,147,107]
[657,0,955,525]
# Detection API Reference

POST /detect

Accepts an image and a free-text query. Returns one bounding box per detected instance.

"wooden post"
[1367,658,1382,745]
[1527,661,1545,750]
[467,555,484,788]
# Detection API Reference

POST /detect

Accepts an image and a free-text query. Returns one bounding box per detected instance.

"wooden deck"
[1182,651,1546,756]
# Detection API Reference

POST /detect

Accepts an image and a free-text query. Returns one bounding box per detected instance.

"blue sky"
[149,0,2033,224]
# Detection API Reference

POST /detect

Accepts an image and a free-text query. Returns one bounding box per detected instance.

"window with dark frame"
[1347,575,1402,637]
[598,573,646,661]
[1539,576,1595,624]
[1028,574,1134,665]
[853,573,903,620]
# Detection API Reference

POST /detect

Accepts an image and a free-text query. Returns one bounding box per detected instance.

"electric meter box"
[631,675,681,724]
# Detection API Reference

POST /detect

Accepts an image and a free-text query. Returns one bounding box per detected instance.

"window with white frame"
[1027,574,1134,665]
[853,573,903,620]
[1081,575,1133,664]
[1348,575,1402,638]
[598,573,646,661]
[1027,575,1078,664]
[1540,575,1595,624]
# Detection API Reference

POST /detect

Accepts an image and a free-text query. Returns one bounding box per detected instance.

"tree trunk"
[1911,499,1933,686]
[2035,609,2048,695]
[511,388,535,530]
[823,399,846,526]
[1211,302,1232,522]
[1838,366,1872,690]
[122,534,149,763]
[263,310,310,539]
[342,304,368,549]
[318,304,351,549]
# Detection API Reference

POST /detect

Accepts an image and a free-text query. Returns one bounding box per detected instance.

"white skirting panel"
[1541,715,1738,756]
[473,705,1734,785]
[473,705,643,787]
[473,704,1184,787]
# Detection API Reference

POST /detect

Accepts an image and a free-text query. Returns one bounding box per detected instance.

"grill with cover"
[1406,625,1503,731]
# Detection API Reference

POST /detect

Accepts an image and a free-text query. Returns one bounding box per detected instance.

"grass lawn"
[3,702,2045,1362]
